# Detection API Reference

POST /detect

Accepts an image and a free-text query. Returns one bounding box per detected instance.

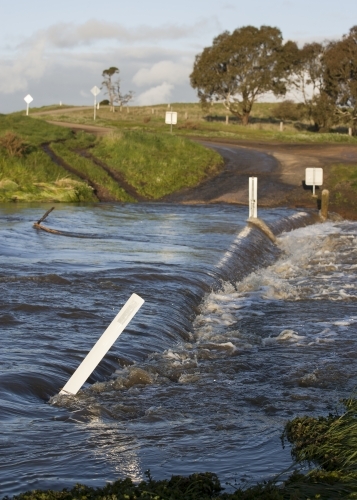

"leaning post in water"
[59,293,145,396]
[249,177,258,218]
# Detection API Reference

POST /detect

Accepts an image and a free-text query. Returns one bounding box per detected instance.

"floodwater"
[1,203,357,496]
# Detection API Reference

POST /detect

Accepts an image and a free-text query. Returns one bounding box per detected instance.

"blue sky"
[1,0,356,113]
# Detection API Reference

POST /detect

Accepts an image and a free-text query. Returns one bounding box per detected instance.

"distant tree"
[290,43,325,122]
[190,26,297,125]
[102,67,134,112]
[322,26,357,133]
[272,100,304,121]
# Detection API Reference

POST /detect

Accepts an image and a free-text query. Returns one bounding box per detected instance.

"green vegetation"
[324,163,357,215]
[0,113,223,203]
[50,136,134,202]
[93,130,222,199]
[190,25,295,125]
[33,102,357,144]
[189,24,357,132]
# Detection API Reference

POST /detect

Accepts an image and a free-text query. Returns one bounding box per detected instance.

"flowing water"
[1,202,357,496]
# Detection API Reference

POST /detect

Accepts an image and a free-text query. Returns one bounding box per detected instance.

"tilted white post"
[249,177,258,218]
[59,293,144,396]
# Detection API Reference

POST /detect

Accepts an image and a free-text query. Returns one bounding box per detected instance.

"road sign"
[24,94,33,104]
[165,111,177,125]
[305,168,323,196]
[24,94,33,115]
[91,86,101,96]
[59,293,144,396]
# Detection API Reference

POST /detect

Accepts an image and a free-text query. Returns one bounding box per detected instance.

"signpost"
[59,293,144,396]
[305,168,323,196]
[24,94,33,116]
[165,111,177,133]
[91,86,101,120]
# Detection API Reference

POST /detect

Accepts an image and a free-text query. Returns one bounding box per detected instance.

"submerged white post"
[249,177,258,218]
[59,293,144,396]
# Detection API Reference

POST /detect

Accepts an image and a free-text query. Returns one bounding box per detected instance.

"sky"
[1,0,356,113]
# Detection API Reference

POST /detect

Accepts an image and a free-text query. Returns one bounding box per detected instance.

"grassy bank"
[0,114,223,203]
[93,130,222,199]
[6,399,357,499]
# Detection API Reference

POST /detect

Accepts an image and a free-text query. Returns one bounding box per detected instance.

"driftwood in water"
[33,223,63,234]
[36,207,55,225]
[33,207,64,235]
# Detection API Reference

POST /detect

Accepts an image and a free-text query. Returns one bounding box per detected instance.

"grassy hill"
[0,112,222,203]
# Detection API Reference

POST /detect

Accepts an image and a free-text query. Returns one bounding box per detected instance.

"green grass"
[0,117,97,202]
[0,147,96,202]
[0,113,73,144]
[93,130,223,199]
[32,102,357,145]
[50,139,134,202]
[0,114,224,203]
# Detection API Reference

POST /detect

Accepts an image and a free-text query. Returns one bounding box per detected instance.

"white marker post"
[249,177,258,218]
[24,94,33,116]
[91,86,101,120]
[165,111,177,133]
[59,293,144,396]
[305,168,323,197]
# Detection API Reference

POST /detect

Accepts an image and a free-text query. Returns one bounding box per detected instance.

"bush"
[0,132,28,157]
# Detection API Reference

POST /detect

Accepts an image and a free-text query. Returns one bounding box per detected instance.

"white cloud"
[136,82,174,106]
[0,18,203,111]
[22,18,213,49]
[132,60,190,87]
[0,39,47,94]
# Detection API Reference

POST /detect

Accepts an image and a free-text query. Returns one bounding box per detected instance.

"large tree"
[190,25,296,125]
[102,67,134,112]
[323,26,357,132]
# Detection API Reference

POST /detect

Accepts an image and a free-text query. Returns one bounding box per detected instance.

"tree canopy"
[102,67,134,112]
[190,25,297,125]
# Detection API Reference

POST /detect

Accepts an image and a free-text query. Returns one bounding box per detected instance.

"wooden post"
[226,115,229,125]
[349,127,353,136]
[152,108,154,114]
[320,189,329,220]
[185,112,188,120]
[280,121,283,132]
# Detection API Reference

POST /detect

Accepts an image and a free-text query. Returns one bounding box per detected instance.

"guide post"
[59,293,144,396]
[91,86,101,120]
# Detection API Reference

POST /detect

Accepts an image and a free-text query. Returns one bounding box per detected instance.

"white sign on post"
[165,111,177,133]
[305,168,323,196]
[24,94,33,116]
[59,293,144,396]
[91,86,101,120]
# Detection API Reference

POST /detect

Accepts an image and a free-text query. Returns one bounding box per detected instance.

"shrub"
[0,132,28,157]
